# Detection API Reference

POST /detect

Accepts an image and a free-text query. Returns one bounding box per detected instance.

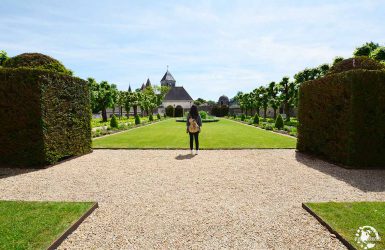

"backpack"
[188,117,200,133]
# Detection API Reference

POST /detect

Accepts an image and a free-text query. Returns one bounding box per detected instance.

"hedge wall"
[0,68,91,167]
[297,69,385,168]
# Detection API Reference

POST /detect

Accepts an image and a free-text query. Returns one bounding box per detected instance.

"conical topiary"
[275,114,284,129]
[110,115,118,128]
[253,113,260,124]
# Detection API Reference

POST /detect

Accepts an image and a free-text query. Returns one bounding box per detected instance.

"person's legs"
[194,133,199,152]
[189,132,194,152]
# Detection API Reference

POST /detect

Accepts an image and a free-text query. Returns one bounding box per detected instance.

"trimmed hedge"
[328,56,384,75]
[0,68,91,167]
[165,105,174,117]
[3,53,72,75]
[297,69,385,168]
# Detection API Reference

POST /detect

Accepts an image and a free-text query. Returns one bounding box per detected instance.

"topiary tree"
[110,115,118,128]
[240,114,246,121]
[157,113,161,120]
[163,113,167,118]
[3,53,73,75]
[275,114,284,129]
[135,115,141,125]
[199,111,207,119]
[253,113,260,124]
[149,114,153,121]
[165,105,174,117]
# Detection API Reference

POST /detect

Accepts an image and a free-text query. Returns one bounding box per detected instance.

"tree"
[354,42,379,57]
[131,91,140,116]
[267,81,280,118]
[278,77,296,122]
[97,81,115,122]
[0,50,8,66]
[258,86,269,119]
[87,78,99,113]
[116,91,125,118]
[370,47,385,62]
[332,56,344,66]
[194,98,206,106]
[110,84,119,115]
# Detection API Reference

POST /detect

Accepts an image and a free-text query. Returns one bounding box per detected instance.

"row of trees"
[88,78,169,122]
[235,41,385,122]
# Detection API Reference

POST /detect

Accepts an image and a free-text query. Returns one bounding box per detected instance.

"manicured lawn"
[0,201,94,250]
[305,202,385,249]
[93,118,296,148]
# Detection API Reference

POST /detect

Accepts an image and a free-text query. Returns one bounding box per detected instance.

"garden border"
[47,201,99,250]
[302,203,356,250]
[225,118,296,139]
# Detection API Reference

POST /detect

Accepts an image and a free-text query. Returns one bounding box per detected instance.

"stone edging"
[47,202,99,250]
[302,203,356,250]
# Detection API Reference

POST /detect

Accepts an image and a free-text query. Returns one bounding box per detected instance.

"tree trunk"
[112,106,115,115]
[133,105,138,116]
[102,108,107,122]
[273,108,277,119]
[264,107,267,119]
[119,106,123,119]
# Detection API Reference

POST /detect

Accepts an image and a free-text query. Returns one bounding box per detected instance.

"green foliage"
[353,41,379,57]
[199,111,207,119]
[157,113,161,119]
[0,68,91,167]
[211,104,229,117]
[0,50,8,65]
[135,115,141,125]
[240,114,246,121]
[163,113,167,118]
[3,53,72,75]
[110,115,118,128]
[370,46,385,62]
[253,113,260,124]
[297,69,385,168]
[149,114,153,121]
[275,114,284,129]
[165,105,174,117]
[328,57,384,74]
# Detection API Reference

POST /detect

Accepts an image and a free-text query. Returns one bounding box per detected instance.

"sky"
[1,0,384,101]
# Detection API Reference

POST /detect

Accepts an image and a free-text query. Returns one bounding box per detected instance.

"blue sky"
[1,0,384,100]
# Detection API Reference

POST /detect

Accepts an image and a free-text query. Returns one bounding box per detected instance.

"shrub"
[370,47,385,62]
[135,115,141,125]
[163,113,167,118]
[110,115,118,128]
[157,113,161,120]
[297,69,385,168]
[265,124,273,130]
[199,111,207,119]
[328,57,384,74]
[275,114,284,129]
[253,113,260,124]
[149,114,153,121]
[0,68,91,167]
[165,105,174,117]
[240,114,246,121]
[175,106,183,117]
[3,53,72,75]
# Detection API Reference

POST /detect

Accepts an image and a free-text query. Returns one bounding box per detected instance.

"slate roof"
[161,70,175,82]
[164,86,193,101]
[145,78,152,87]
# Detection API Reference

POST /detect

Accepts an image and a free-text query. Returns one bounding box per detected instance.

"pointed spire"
[128,84,132,92]
[145,78,152,87]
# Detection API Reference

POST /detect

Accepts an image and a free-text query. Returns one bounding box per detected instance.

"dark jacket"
[186,115,202,131]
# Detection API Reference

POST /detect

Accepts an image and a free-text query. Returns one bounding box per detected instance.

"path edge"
[47,202,99,250]
[302,203,356,250]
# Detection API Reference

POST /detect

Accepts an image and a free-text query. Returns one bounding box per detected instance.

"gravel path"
[1,149,385,249]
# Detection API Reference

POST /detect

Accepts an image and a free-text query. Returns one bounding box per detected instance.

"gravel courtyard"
[1,149,385,249]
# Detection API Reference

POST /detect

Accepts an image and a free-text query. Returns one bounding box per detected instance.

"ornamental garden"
[0,41,385,249]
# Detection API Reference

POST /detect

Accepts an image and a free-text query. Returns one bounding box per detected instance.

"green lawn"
[93,118,296,149]
[305,202,385,249]
[0,201,94,250]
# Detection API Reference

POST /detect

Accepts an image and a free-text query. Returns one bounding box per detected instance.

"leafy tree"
[97,81,115,122]
[278,77,296,122]
[194,98,206,106]
[116,91,125,118]
[370,47,385,62]
[0,50,8,66]
[110,84,119,115]
[333,56,344,66]
[267,81,280,118]
[258,86,269,119]
[87,78,100,113]
[354,42,379,57]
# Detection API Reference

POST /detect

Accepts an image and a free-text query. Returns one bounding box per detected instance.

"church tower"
[160,67,176,87]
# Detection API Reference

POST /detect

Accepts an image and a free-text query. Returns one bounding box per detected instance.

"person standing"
[186,105,202,155]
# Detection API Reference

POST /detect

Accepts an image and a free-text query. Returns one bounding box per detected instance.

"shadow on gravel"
[296,152,385,192]
[175,154,196,160]
[0,167,39,180]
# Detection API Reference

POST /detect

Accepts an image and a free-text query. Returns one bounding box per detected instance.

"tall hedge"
[297,69,385,168]
[0,68,91,167]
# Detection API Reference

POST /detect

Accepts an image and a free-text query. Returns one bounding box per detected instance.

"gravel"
[1,149,385,249]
